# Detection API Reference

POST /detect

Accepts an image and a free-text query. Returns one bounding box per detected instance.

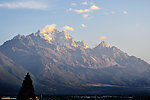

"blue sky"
[0,0,150,63]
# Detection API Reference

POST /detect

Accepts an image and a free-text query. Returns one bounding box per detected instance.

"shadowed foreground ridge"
[17,73,36,100]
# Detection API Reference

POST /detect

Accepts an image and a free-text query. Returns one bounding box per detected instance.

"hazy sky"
[0,0,150,63]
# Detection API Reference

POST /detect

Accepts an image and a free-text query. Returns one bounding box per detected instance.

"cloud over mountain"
[99,36,107,40]
[40,24,57,33]
[63,26,74,31]
[81,24,87,28]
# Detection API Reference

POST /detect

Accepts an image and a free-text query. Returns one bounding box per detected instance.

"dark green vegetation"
[0,31,150,94]
[18,73,36,100]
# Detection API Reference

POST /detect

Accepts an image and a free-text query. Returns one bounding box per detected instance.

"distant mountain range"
[0,25,150,95]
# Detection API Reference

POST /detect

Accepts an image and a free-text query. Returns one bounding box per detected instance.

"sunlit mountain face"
[39,25,88,48]
[0,25,150,95]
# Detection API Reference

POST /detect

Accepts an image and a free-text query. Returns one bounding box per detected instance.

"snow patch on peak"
[38,25,89,48]
[99,41,110,48]
[62,31,72,39]
[39,24,59,43]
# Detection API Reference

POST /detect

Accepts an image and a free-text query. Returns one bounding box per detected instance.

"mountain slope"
[0,26,150,94]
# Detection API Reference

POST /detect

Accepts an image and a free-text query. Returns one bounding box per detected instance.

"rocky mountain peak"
[38,25,89,48]
[76,40,88,48]
[1,26,150,94]
[98,41,110,48]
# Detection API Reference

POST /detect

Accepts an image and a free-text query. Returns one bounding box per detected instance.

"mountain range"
[0,25,150,95]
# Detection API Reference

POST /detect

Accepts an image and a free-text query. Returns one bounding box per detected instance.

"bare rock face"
[0,26,150,94]
[39,25,88,48]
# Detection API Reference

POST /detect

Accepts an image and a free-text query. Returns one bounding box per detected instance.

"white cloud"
[81,24,87,28]
[99,36,107,40]
[90,5,101,10]
[71,3,77,6]
[136,24,140,27]
[40,24,57,34]
[68,8,73,11]
[83,14,89,19]
[70,5,101,14]
[90,2,93,5]
[0,1,47,9]
[123,11,128,15]
[63,26,74,31]
[74,9,90,13]
[82,2,88,5]
[111,11,116,14]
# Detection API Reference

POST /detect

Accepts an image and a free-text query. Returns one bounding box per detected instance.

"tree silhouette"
[17,73,36,100]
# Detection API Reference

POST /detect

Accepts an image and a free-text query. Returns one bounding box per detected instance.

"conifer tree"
[17,73,36,100]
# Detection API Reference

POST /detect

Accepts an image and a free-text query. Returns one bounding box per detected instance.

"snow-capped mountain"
[0,25,150,94]
[39,25,88,48]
